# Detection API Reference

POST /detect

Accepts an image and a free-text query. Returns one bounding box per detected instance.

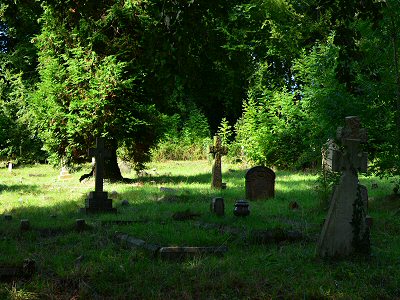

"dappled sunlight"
[1,161,400,298]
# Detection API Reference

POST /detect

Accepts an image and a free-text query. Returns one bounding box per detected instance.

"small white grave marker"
[58,167,72,180]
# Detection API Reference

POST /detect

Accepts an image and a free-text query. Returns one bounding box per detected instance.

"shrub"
[151,108,212,161]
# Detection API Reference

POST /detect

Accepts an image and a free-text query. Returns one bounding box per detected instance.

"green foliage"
[315,168,341,208]
[0,0,44,163]
[151,108,211,161]
[1,0,400,180]
[234,90,310,168]
[352,0,400,178]
[0,66,44,163]
[31,2,166,169]
[217,118,233,146]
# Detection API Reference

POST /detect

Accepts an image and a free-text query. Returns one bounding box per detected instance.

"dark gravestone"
[210,197,225,216]
[75,219,86,231]
[20,219,30,231]
[81,137,116,213]
[245,166,275,200]
[121,199,129,206]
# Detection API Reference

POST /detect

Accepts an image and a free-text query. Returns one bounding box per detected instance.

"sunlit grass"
[0,160,399,298]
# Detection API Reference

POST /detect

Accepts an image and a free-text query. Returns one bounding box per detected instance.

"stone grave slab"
[114,233,228,260]
[158,246,228,260]
[194,221,304,245]
[114,233,160,255]
[0,259,36,282]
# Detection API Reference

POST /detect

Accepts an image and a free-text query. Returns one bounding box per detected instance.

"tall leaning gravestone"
[81,137,116,213]
[209,135,228,189]
[245,166,275,200]
[317,116,370,257]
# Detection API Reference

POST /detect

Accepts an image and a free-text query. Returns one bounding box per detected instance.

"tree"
[138,0,248,131]
[33,1,167,179]
[0,0,44,163]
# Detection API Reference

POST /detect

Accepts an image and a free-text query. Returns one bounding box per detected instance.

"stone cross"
[209,135,228,189]
[317,116,369,257]
[88,137,111,193]
[81,137,116,213]
[328,117,368,173]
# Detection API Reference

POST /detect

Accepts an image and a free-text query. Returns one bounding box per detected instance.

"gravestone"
[317,116,369,257]
[75,219,86,231]
[209,135,228,189]
[245,166,275,200]
[322,139,339,171]
[81,137,116,213]
[58,167,72,180]
[210,197,224,216]
[20,219,30,231]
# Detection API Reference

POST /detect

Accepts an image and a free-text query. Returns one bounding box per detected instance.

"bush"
[233,90,311,169]
[151,108,212,161]
[0,68,46,163]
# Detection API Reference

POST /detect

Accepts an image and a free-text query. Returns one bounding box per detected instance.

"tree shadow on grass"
[0,184,40,194]
[135,169,245,185]
[0,169,322,226]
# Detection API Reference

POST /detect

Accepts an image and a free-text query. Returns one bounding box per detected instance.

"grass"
[0,160,399,299]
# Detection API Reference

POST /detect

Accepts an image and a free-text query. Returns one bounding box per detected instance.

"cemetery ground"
[0,161,399,299]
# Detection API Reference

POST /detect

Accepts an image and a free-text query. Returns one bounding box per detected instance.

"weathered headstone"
[75,219,86,231]
[317,116,370,257]
[81,137,116,213]
[209,135,228,189]
[210,197,225,216]
[322,139,339,171]
[245,166,275,200]
[20,219,30,231]
[8,162,12,172]
[289,201,300,210]
[58,167,72,180]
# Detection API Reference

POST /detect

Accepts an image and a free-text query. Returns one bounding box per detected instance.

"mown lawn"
[0,160,399,299]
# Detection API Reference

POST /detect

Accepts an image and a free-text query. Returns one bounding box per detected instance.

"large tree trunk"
[104,138,123,182]
[80,138,134,183]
